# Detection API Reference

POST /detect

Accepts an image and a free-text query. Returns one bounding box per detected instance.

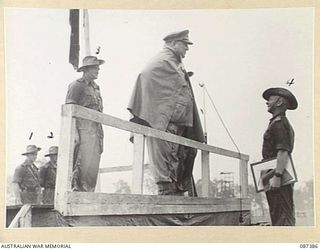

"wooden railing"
[8,204,32,228]
[55,104,249,215]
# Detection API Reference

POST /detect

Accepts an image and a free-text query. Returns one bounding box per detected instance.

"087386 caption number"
[300,244,318,248]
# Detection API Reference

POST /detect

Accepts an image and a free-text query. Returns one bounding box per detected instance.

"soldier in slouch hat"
[65,56,105,192]
[13,145,42,204]
[39,146,58,204]
[261,87,298,226]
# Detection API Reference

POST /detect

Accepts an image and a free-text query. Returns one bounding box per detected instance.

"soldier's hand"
[270,176,281,190]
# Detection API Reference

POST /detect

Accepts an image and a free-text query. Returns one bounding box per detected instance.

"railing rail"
[55,104,249,213]
[8,204,32,228]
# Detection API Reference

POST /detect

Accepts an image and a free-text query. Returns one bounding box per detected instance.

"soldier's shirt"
[39,161,57,188]
[13,161,40,191]
[65,77,104,150]
[262,113,295,159]
[65,77,103,112]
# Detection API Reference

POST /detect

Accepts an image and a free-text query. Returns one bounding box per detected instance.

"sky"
[5,7,314,192]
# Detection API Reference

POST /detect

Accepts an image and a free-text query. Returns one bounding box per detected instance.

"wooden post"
[132,133,145,194]
[8,204,32,228]
[239,159,249,198]
[95,172,101,193]
[201,150,210,197]
[55,105,77,214]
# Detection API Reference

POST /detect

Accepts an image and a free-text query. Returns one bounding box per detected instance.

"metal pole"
[199,83,208,144]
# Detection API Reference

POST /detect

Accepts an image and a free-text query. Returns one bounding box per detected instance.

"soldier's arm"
[39,166,46,187]
[12,165,23,204]
[276,149,289,174]
[65,82,82,104]
[12,183,22,204]
[270,120,291,189]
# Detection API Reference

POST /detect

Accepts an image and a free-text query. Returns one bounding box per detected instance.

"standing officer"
[65,56,105,192]
[12,145,41,204]
[262,87,298,226]
[39,146,58,204]
[128,30,204,195]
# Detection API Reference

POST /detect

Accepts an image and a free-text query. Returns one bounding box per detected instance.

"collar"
[270,112,286,122]
[22,161,38,169]
[49,161,57,168]
[164,45,182,63]
[78,77,98,89]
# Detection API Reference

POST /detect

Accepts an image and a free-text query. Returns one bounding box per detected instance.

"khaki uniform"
[39,161,57,204]
[13,161,41,204]
[66,77,104,192]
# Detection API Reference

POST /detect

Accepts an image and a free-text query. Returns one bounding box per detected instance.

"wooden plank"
[55,105,77,214]
[95,172,101,193]
[67,202,251,216]
[70,105,249,161]
[66,191,250,206]
[201,151,210,197]
[132,134,145,194]
[239,159,249,198]
[65,192,251,216]
[8,204,32,228]
[99,164,150,173]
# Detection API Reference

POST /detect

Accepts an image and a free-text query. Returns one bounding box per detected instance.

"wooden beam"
[99,164,150,173]
[65,192,251,216]
[201,151,210,197]
[8,204,32,228]
[132,134,145,194]
[69,105,249,161]
[55,105,77,214]
[239,159,249,198]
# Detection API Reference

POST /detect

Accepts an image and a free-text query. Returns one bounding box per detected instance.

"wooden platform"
[7,196,251,227]
[64,192,251,216]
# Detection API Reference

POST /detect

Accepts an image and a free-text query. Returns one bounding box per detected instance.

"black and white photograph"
[4,6,315,231]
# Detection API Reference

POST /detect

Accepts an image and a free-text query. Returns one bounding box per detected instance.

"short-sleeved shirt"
[262,113,295,160]
[39,161,57,188]
[13,161,41,191]
[65,78,103,112]
[65,78,104,141]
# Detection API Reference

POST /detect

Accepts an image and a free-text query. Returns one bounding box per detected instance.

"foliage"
[113,179,131,194]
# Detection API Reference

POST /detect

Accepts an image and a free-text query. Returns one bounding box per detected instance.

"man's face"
[266,95,281,113]
[84,65,100,80]
[50,154,58,164]
[26,152,37,163]
[174,41,189,58]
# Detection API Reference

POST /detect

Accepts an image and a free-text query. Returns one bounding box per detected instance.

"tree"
[143,169,157,195]
[113,179,131,194]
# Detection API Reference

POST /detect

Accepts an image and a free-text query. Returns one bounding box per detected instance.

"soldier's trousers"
[146,123,196,195]
[21,189,41,204]
[266,184,295,226]
[42,188,55,204]
[72,119,103,192]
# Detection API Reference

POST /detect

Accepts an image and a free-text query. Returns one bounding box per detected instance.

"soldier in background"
[39,146,58,204]
[12,145,41,204]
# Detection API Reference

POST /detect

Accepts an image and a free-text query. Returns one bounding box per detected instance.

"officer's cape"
[127,47,204,143]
